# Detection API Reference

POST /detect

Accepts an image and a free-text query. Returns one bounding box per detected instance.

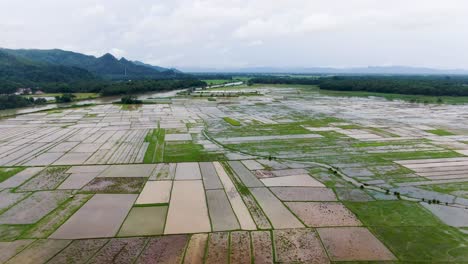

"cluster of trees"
[1,78,206,97]
[0,95,47,110]
[248,76,320,85]
[99,79,206,96]
[120,95,142,104]
[55,93,76,103]
[192,74,234,80]
[318,76,468,96]
[248,75,468,97]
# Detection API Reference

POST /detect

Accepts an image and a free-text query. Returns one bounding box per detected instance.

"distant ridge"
[0,48,184,80]
[0,49,96,92]
[181,66,468,75]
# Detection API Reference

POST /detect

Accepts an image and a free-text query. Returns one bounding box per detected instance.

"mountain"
[0,50,96,93]
[181,66,468,75]
[1,48,184,80]
[132,60,169,72]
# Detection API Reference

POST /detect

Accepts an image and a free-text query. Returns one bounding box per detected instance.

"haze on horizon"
[1,0,468,70]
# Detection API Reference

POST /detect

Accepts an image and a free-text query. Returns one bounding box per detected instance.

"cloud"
[0,0,467,68]
[83,4,106,17]
[109,48,126,58]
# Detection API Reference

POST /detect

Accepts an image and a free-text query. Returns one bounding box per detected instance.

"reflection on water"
[0,89,186,118]
[136,89,184,100]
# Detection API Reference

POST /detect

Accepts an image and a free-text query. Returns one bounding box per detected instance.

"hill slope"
[1,48,183,80]
[0,50,96,93]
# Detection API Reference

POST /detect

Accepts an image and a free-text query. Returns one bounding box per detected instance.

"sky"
[1,0,468,69]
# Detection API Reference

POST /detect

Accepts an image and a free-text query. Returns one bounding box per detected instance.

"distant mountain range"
[0,48,184,84]
[181,66,468,75]
[0,49,97,92]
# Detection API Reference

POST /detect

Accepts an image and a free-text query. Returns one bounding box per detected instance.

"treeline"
[191,74,234,80]
[248,76,320,85]
[0,79,206,96]
[249,75,468,96]
[319,76,468,96]
[0,95,47,110]
[99,79,207,96]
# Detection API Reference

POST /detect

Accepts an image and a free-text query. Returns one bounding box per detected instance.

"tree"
[55,93,76,103]
[120,95,142,104]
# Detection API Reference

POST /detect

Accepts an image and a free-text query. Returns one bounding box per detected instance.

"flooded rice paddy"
[0,85,467,263]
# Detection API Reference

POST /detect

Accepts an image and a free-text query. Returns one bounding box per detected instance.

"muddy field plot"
[286,202,361,227]
[318,227,396,261]
[16,167,70,192]
[87,237,148,264]
[273,228,329,263]
[270,187,337,201]
[0,191,71,225]
[81,177,146,193]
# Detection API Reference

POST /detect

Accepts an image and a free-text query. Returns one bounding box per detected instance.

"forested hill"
[0,50,96,94]
[248,76,468,96]
[0,48,184,80]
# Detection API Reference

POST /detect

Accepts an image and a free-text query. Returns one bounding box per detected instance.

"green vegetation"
[248,76,319,86]
[319,76,468,96]
[345,200,468,262]
[54,93,76,103]
[221,161,250,196]
[1,48,184,81]
[345,201,441,226]
[317,88,468,104]
[212,119,339,138]
[163,141,225,162]
[249,76,468,104]
[0,95,47,110]
[373,226,468,262]
[120,104,142,111]
[426,129,455,136]
[120,95,142,104]
[143,129,165,163]
[26,92,99,100]
[223,117,241,126]
[203,79,231,85]
[21,194,92,238]
[0,50,96,94]
[419,182,468,198]
[99,79,206,96]
[0,48,206,104]
[0,225,31,241]
[0,167,24,182]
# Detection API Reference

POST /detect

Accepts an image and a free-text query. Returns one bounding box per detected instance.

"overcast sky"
[1,0,468,69]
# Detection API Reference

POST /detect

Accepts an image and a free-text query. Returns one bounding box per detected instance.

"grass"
[345,200,468,262]
[120,104,142,111]
[46,110,63,114]
[419,182,468,199]
[143,129,165,163]
[372,226,468,262]
[163,141,225,162]
[221,161,250,196]
[0,225,31,241]
[426,129,455,136]
[0,167,24,183]
[223,117,241,126]
[345,201,441,227]
[212,119,340,138]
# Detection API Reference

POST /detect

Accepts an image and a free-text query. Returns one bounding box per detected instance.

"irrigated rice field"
[0,86,467,263]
